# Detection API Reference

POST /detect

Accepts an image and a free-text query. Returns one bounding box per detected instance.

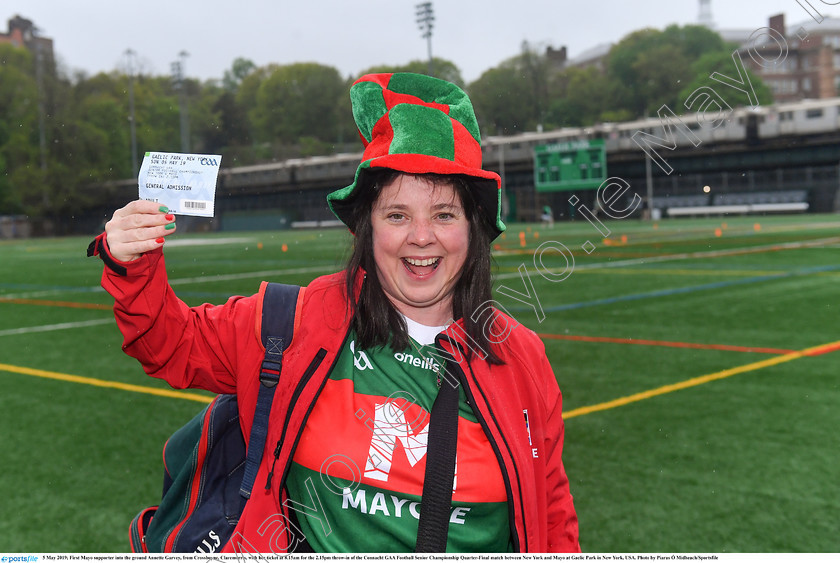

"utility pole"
[645,154,654,220]
[698,0,715,28]
[34,39,47,172]
[125,49,138,176]
[171,51,190,153]
[498,138,508,222]
[415,2,434,77]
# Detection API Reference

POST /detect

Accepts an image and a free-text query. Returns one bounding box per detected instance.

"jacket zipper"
[457,357,527,553]
[264,348,328,491]
[268,275,366,552]
[271,326,354,552]
[277,325,354,491]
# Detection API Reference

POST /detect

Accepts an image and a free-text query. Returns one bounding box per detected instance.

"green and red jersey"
[286,332,512,552]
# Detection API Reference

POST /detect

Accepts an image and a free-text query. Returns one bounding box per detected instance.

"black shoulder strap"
[240,282,302,499]
[414,335,462,552]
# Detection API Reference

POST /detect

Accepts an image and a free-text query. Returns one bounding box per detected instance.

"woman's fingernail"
[165,214,174,221]
[156,237,165,244]
[165,223,176,230]
[159,206,169,213]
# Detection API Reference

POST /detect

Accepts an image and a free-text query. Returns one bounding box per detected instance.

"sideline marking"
[562,267,786,277]
[0,318,113,337]
[169,265,334,285]
[164,237,254,247]
[563,339,840,420]
[494,235,840,280]
[0,265,335,300]
[4,339,839,411]
[0,297,111,310]
[804,341,840,357]
[533,263,840,314]
[538,333,794,355]
[0,362,213,404]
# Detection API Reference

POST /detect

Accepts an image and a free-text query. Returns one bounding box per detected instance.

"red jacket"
[98,244,579,553]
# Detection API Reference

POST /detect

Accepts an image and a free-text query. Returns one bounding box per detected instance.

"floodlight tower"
[125,48,138,176]
[34,30,47,172]
[171,51,190,153]
[415,2,435,76]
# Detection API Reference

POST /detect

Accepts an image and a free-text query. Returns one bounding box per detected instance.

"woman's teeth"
[404,257,439,267]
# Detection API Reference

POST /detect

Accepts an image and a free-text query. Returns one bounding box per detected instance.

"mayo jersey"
[284,334,512,552]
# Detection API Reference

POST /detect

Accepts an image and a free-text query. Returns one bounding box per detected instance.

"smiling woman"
[341,169,499,359]
[89,72,579,554]
[371,175,470,325]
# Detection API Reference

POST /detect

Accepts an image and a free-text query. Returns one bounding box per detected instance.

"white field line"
[0,288,82,300]
[164,237,254,247]
[0,318,113,337]
[4,236,835,299]
[168,265,335,285]
[493,236,840,281]
[0,265,337,299]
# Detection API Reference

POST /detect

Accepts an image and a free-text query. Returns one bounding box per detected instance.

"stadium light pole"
[415,2,434,77]
[125,48,139,176]
[645,153,654,220]
[171,51,190,153]
[34,34,47,173]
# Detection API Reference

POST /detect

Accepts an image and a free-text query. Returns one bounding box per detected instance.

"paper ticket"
[138,151,222,217]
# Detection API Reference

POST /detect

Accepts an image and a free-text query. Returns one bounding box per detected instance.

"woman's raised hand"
[105,200,177,262]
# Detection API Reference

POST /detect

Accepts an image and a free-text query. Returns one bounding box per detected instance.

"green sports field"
[1,213,838,553]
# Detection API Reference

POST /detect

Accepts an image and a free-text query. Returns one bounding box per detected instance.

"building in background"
[0,14,54,62]
[741,14,840,102]
[545,1,840,103]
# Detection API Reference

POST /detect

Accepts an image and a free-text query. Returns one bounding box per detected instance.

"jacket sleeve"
[95,234,260,395]
[538,350,581,552]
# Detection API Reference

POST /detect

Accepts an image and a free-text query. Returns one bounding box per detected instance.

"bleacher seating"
[665,190,809,216]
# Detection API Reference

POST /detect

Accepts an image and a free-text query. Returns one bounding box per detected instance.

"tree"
[545,67,614,127]
[469,66,533,135]
[468,44,551,134]
[222,57,256,92]
[359,57,465,86]
[677,50,773,110]
[250,63,346,147]
[605,25,735,118]
[202,90,250,155]
[0,44,39,213]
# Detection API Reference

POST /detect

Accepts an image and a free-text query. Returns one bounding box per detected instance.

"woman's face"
[371,174,470,326]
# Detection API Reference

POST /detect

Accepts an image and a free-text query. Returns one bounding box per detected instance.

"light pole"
[415,2,434,77]
[34,37,47,173]
[171,51,190,153]
[125,48,138,176]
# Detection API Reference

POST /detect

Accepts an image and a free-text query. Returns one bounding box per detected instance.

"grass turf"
[0,213,838,552]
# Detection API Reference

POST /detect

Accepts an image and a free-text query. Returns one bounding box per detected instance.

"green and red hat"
[327,72,506,238]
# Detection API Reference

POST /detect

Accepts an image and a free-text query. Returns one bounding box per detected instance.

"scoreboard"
[534,138,607,191]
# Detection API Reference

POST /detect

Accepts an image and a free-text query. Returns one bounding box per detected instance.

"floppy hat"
[327,72,506,238]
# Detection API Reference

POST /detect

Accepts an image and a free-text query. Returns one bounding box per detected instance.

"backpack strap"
[414,334,462,552]
[240,282,302,499]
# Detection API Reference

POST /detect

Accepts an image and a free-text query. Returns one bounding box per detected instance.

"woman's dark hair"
[343,168,503,365]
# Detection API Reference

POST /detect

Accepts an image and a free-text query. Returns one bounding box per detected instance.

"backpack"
[129,282,302,553]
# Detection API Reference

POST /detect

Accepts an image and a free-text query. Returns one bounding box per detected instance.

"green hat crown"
[327,72,505,238]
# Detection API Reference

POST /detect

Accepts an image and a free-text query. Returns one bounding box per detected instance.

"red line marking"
[803,342,840,357]
[538,333,795,355]
[0,298,111,311]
